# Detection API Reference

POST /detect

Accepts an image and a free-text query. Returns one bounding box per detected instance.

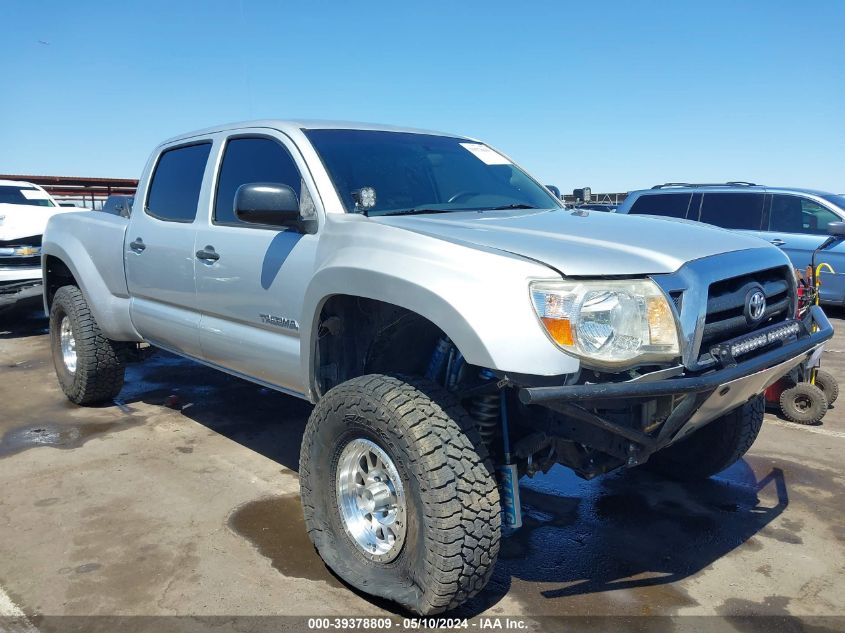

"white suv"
[0,179,78,310]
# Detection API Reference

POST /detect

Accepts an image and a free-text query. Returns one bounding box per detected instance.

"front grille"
[0,235,42,269]
[0,256,40,268]
[701,266,792,347]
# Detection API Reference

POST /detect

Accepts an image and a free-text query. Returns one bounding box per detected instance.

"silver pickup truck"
[42,120,833,614]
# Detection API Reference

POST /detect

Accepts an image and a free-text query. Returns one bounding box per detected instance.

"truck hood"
[0,203,79,241]
[374,208,772,276]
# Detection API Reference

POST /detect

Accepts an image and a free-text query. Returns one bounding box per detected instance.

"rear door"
[125,141,213,357]
[764,193,845,303]
[193,130,319,395]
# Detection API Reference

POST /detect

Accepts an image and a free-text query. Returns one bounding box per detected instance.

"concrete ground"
[1,301,844,631]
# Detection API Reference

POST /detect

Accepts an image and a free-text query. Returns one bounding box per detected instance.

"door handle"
[770,238,785,246]
[129,238,146,252]
[196,246,220,262]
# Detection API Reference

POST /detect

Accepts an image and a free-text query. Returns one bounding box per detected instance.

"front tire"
[299,374,501,614]
[49,285,125,405]
[645,395,765,481]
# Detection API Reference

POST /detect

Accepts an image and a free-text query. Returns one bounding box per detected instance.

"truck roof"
[161,119,467,146]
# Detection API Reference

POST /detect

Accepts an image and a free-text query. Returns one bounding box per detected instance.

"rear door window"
[146,143,212,222]
[699,193,765,230]
[628,193,691,218]
[769,194,840,235]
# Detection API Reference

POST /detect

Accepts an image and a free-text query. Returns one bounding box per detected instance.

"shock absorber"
[470,369,500,446]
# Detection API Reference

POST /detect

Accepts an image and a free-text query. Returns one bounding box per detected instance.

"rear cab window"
[628,193,691,218]
[145,143,212,222]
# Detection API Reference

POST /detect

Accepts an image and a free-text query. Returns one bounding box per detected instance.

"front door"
[125,141,213,357]
[194,132,318,395]
[760,194,845,303]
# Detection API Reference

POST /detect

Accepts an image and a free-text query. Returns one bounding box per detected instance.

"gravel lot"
[1,301,843,631]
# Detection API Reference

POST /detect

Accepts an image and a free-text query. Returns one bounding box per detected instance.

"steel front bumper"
[518,305,834,458]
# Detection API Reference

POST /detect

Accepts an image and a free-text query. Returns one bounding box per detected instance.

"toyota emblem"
[746,288,767,323]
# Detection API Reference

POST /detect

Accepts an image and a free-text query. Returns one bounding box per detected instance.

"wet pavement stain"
[228,495,341,587]
[0,418,142,458]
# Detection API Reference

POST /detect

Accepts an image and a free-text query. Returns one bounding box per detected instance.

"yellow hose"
[808,262,835,383]
[815,262,835,305]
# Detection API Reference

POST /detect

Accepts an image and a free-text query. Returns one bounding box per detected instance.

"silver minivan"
[617,183,845,305]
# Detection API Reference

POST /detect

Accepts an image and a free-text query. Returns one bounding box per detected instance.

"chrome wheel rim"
[335,438,406,562]
[59,316,77,373]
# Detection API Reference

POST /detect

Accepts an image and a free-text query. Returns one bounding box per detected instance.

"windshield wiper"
[377,208,457,217]
[377,203,539,217]
[488,203,538,210]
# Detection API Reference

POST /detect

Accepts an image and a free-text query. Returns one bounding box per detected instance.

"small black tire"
[645,395,765,481]
[299,374,501,615]
[780,383,828,425]
[814,369,839,406]
[49,285,125,405]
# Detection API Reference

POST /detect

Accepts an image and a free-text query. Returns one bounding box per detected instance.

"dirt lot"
[1,302,844,631]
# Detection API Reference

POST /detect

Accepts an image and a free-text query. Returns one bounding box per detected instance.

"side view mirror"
[827,221,845,237]
[235,182,311,231]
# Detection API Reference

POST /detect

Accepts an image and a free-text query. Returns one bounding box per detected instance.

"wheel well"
[314,296,446,395]
[44,256,78,310]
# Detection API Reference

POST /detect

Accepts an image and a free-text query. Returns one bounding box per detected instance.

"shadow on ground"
[459,461,788,616]
[0,301,47,339]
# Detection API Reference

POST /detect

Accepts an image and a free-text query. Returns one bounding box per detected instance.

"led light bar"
[729,321,802,358]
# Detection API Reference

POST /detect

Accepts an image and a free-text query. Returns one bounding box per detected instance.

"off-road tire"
[299,374,501,615]
[780,383,827,425]
[813,369,838,405]
[645,395,765,481]
[49,285,125,405]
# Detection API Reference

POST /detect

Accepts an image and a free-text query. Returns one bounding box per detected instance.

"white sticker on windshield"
[20,188,50,200]
[459,143,511,165]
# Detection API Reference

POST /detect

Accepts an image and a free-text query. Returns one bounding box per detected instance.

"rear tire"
[780,383,827,425]
[813,369,838,406]
[645,395,764,481]
[299,374,501,615]
[49,285,125,405]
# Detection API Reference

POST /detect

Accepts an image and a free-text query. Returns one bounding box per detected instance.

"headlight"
[530,279,680,369]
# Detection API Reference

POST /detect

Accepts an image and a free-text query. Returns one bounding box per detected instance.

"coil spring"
[470,393,500,446]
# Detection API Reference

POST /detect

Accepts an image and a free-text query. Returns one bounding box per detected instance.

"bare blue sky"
[1,0,843,193]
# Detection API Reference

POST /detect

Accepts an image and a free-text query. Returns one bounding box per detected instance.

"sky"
[1,0,843,193]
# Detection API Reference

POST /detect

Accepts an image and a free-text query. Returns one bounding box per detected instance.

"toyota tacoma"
[42,120,833,614]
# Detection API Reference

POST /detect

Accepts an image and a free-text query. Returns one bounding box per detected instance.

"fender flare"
[42,240,142,342]
[301,267,496,400]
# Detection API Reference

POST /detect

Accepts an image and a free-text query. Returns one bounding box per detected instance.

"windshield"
[822,194,845,211]
[0,185,56,207]
[305,129,560,216]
